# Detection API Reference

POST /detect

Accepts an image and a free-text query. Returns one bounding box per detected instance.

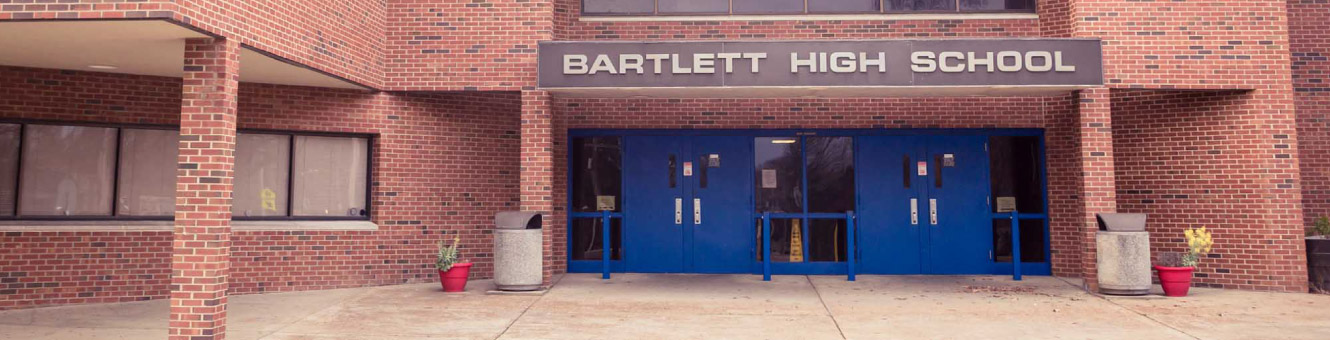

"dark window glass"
[583,0,655,15]
[657,0,730,14]
[733,0,804,14]
[571,137,623,212]
[959,0,1032,11]
[993,218,1046,262]
[808,0,880,13]
[988,136,1044,214]
[756,218,803,262]
[808,219,847,262]
[755,137,802,213]
[806,137,854,213]
[0,124,18,216]
[886,0,957,11]
[570,218,623,260]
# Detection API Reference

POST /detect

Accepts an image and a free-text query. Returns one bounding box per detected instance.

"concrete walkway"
[0,274,1326,339]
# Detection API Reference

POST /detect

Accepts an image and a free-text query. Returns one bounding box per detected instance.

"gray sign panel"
[538,39,1103,89]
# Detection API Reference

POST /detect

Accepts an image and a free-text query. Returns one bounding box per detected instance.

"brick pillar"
[170,38,240,340]
[1075,87,1115,292]
[520,90,556,286]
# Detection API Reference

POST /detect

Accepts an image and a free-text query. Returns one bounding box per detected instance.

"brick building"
[0,0,1325,338]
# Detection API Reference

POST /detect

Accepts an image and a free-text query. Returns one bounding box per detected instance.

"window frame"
[581,0,1036,16]
[0,119,374,222]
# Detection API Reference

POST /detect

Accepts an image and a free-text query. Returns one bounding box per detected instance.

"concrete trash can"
[1095,213,1151,295]
[493,211,543,291]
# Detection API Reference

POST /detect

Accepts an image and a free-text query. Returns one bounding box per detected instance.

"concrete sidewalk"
[0,274,1325,339]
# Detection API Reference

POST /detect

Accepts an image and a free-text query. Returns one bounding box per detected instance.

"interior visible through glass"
[755,137,802,213]
[989,135,1047,263]
[571,218,624,260]
[117,128,179,216]
[571,137,622,212]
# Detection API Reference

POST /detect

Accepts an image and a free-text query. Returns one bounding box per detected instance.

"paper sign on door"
[917,161,928,176]
[683,162,693,176]
[761,169,778,188]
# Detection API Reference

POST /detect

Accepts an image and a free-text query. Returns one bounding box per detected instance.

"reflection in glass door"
[754,136,854,274]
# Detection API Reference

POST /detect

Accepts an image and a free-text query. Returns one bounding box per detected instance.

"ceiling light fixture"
[771,139,798,144]
[87,65,118,70]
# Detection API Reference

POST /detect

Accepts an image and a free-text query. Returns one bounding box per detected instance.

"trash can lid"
[495,211,543,230]
[1096,213,1147,232]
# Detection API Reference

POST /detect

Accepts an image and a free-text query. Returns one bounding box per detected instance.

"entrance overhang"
[538,39,1104,97]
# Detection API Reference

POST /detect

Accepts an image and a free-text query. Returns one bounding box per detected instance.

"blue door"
[623,136,687,272]
[921,135,993,274]
[623,135,754,273]
[689,136,754,273]
[857,135,992,274]
[856,136,926,274]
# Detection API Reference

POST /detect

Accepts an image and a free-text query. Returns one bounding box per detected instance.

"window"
[584,0,1034,16]
[754,136,854,263]
[0,124,20,216]
[233,132,372,220]
[293,135,369,217]
[0,121,372,221]
[118,129,180,216]
[19,125,117,216]
[569,137,624,261]
[989,135,1047,263]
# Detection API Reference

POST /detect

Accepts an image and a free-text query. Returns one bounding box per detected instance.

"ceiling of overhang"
[0,20,368,90]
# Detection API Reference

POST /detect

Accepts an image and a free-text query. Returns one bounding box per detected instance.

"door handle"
[910,198,919,225]
[693,198,702,225]
[929,198,938,226]
[675,198,683,225]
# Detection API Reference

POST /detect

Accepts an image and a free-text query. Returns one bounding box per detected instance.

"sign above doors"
[538,39,1103,97]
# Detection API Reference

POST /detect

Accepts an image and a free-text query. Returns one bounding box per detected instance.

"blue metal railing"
[760,211,856,282]
[602,209,612,280]
[991,211,1047,281]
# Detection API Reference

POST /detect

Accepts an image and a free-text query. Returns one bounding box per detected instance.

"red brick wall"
[0,65,522,309]
[384,0,552,91]
[1112,89,1307,292]
[1070,0,1294,90]
[0,0,386,88]
[1292,0,1330,227]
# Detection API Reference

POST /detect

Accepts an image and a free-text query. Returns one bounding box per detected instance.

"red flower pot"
[1154,265,1194,297]
[438,262,473,292]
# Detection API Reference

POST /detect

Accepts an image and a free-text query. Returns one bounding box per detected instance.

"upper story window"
[583,0,1034,16]
[0,122,371,221]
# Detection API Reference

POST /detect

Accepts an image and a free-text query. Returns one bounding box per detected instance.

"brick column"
[1075,87,1115,292]
[520,90,556,286]
[170,38,240,340]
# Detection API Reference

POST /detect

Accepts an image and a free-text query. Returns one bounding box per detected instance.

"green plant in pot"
[1308,217,1330,293]
[436,237,473,292]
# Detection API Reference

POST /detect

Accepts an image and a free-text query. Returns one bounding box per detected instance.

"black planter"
[1309,237,1330,292]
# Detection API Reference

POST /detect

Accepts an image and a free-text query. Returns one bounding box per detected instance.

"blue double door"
[617,133,995,275]
[857,135,993,274]
[623,135,754,273]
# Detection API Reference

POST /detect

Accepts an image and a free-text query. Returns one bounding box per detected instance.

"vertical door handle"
[910,198,919,225]
[693,198,702,225]
[674,198,683,225]
[929,199,938,226]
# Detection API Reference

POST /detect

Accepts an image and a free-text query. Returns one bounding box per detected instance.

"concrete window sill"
[0,220,379,232]
[579,13,1039,22]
